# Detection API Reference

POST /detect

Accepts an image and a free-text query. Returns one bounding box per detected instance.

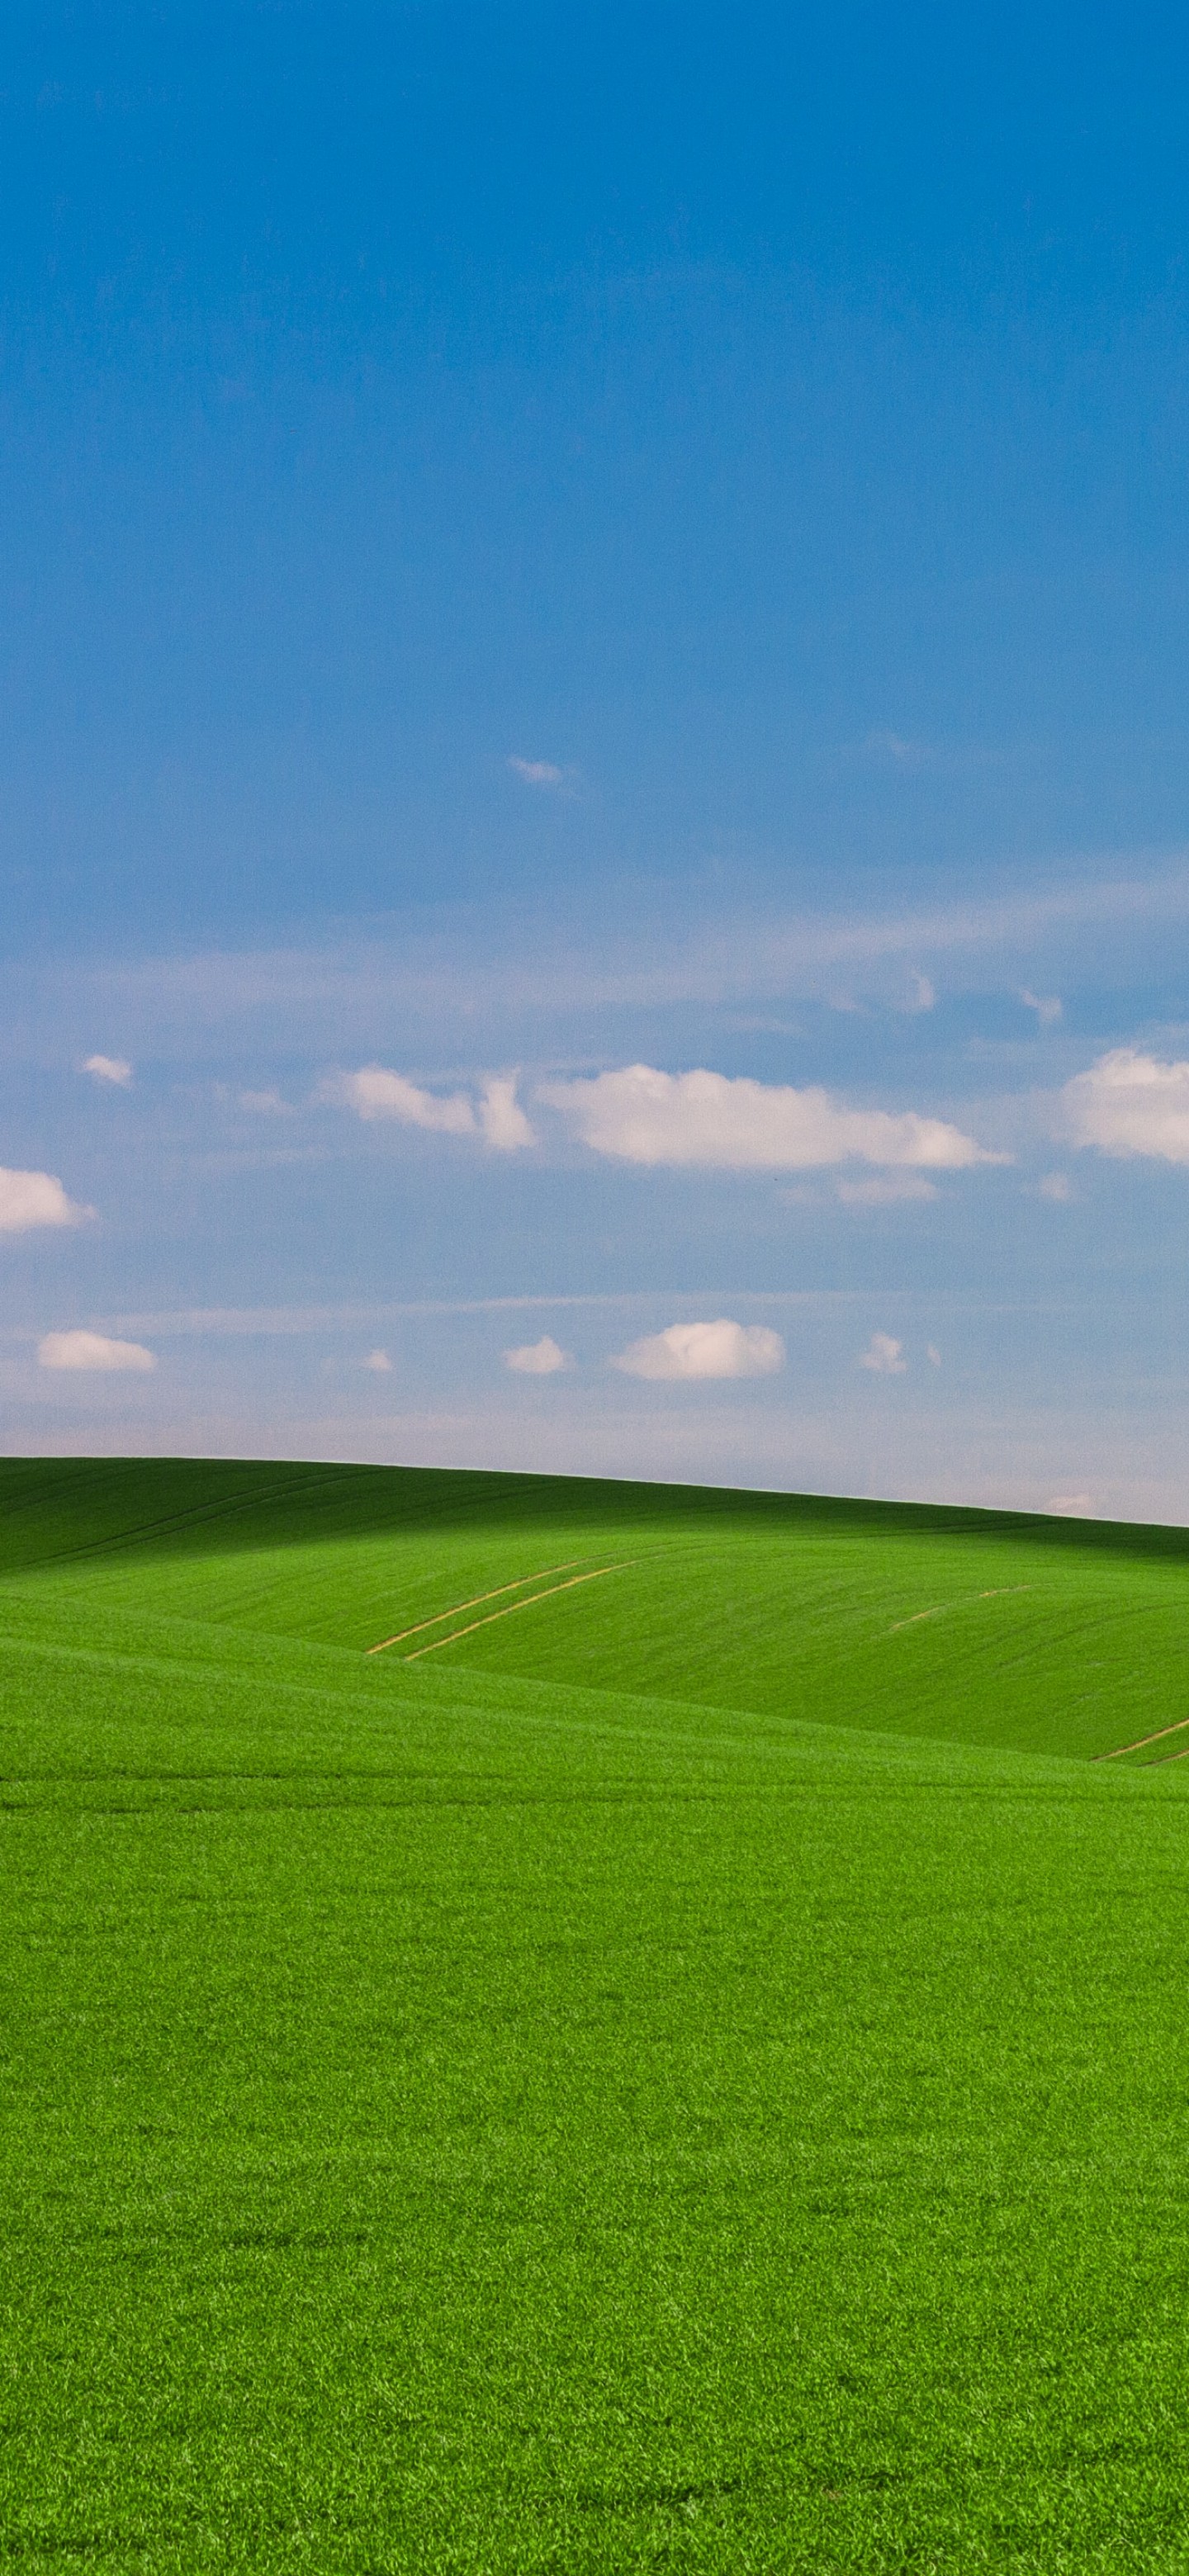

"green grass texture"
[3,1456,1189,2572]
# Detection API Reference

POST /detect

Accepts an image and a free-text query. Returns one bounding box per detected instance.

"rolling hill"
[3,1456,1189,2571]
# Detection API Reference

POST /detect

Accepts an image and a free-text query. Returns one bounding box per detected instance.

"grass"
[3,1457,1189,2570]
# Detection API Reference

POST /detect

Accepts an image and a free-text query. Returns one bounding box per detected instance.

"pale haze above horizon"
[5,2,1189,1522]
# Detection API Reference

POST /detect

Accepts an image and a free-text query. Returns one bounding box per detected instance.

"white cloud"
[1059,1048,1189,1163]
[0,1168,90,1234]
[478,1075,536,1150]
[38,1329,156,1373]
[542,1063,1000,1172]
[323,1067,533,1150]
[508,755,565,787]
[1021,989,1062,1027]
[1036,1171,1073,1201]
[860,1332,907,1375]
[927,1343,942,1366]
[612,1319,785,1381]
[325,1067,477,1134]
[836,1174,938,1205]
[1046,1492,1093,1516]
[83,1054,133,1087]
[362,1347,392,1372]
[503,1334,571,1375]
[907,973,935,1012]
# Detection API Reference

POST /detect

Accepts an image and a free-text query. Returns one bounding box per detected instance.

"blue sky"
[6,2,1189,1516]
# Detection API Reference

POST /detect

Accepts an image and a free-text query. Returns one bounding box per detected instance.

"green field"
[4,1456,1189,2572]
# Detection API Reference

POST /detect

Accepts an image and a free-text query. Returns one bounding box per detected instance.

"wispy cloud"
[362,1347,392,1372]
[39,1328,155,1372]
[542,1064,1002,1172]
[1059,1048,1189,1163]
[613,1319,785,1380]
[44,1286,861,1345]
[239,1087,291,1115]
[503,1334,571,1375]
[860,729,1007,779]
[863,728,936,769]
[860,1331,907,1375]
[0,1168,91,1234]
[83,1053,133,1087]
[1021,989,1063,1027]
[17,857,1189,1051]
[507,755,566,788]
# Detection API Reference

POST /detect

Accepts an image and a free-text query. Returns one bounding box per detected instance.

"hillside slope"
[2,1555,1189,2567]
[3,1455,1189,1762]
[6,1459,1189,2568]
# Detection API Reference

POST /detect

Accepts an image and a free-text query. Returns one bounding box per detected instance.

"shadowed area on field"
[4,1455,1189,1572]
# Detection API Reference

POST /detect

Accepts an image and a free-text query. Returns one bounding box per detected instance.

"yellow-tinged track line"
[888,1585,1031,1635]
[1093,1714,1189,1762]
[366,1561,588,1655]
[402,1561,637,1660]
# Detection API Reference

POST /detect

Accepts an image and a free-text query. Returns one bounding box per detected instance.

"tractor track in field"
[366,1560,590,1655]
[401,1562,637,1659]
[1094,1714,1189,1762]
[888,1586,1032,1634]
